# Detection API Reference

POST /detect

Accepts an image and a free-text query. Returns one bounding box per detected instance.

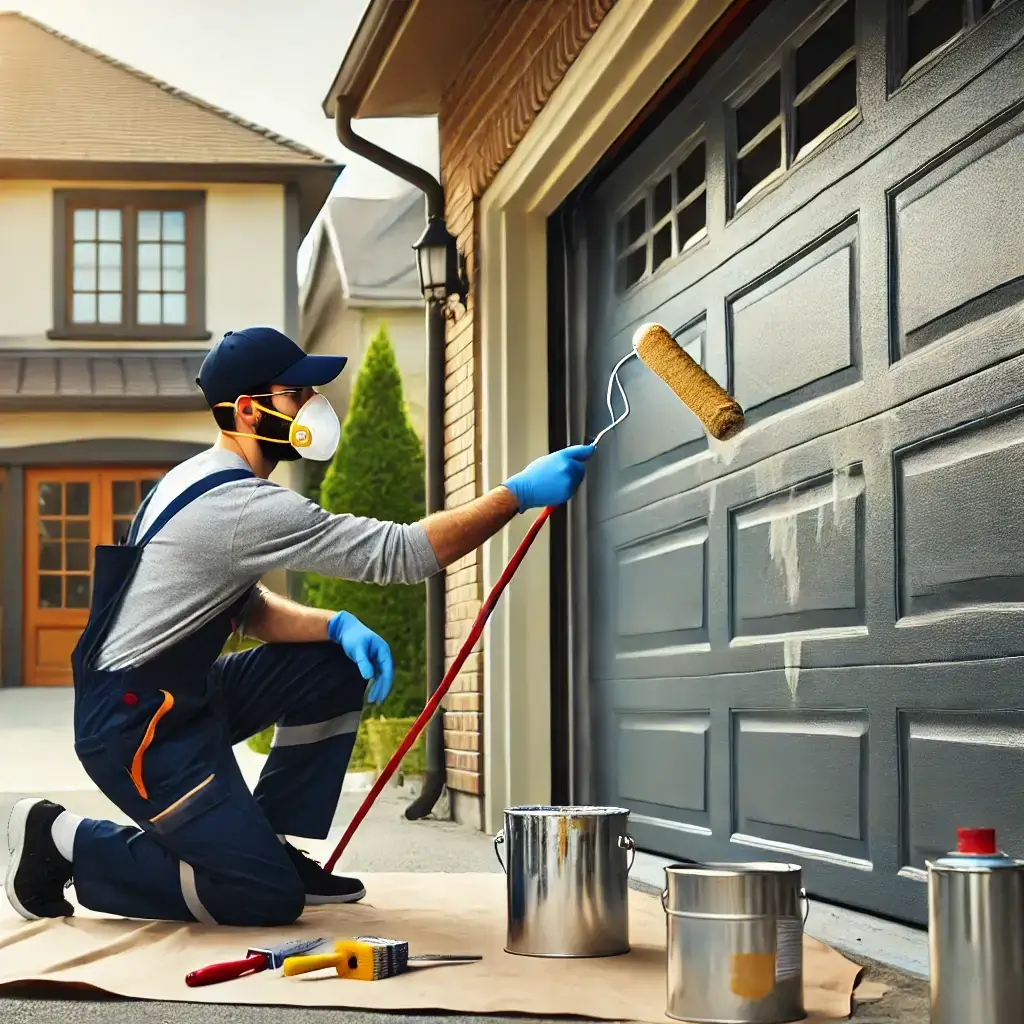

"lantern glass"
[413,218,455,302]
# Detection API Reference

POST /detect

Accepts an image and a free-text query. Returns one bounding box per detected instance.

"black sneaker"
[283,843,365,905]
[6,799,74,920]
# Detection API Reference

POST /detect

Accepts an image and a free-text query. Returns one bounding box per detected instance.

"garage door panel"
[900,709,1024,873]
[732,710,870,864]
[895,402,1024,622]
[616,520,709,642]
[591,488,714,670]
[892,100,1024,356]
[730,463,866,639]
[727,217,860,415]
[616,712,711,831]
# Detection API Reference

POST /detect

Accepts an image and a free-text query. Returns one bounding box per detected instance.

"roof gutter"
[334,97,443,218]
[322,0,412,119]
[334,96,448,822]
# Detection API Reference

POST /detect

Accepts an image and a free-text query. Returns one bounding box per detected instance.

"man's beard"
[255,406,302,463]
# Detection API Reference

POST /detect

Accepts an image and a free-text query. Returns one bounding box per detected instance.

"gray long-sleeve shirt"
[96,447,439,670]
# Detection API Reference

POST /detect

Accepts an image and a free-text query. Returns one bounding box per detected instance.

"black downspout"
[334,97,448,821]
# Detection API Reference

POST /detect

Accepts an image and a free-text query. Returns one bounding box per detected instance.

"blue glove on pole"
[327,611,394,704]
[502,444,596,513]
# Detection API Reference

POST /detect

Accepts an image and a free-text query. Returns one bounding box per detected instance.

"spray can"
[927,827,1024,1024]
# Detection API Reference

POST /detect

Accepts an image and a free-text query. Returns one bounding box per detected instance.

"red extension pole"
[324,505,555,872]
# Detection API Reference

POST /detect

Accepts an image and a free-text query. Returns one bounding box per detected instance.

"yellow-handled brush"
[283,937,481,980]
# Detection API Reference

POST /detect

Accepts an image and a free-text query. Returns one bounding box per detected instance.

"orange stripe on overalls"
[130,690,175,800]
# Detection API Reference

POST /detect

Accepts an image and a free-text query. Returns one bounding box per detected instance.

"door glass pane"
[65,577,91,609]
[66,520,89,539]
[113,518,133,545]
[38,542,62,571]
[112,480,137,515]
[38,519,62,541]
[37,482,62,516]
[38,575,62,608]
[66,542,90,572]
[66,482,90,516]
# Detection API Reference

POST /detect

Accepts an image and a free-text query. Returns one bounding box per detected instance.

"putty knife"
[186,935,329,987]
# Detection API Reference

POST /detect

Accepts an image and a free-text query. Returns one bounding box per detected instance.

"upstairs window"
[895,0,1003,84]
[614,140,707,293]
[51,191,208,341]
[730,0,858,214]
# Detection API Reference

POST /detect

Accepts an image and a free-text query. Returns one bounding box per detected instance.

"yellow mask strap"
[213,399,312,448]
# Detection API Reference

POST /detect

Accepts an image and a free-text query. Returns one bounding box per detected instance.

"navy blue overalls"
[69,468,366,926]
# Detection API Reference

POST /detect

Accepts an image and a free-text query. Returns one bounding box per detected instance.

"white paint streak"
[755,457,802,608]
[706,430,740,467]
[784,637,802,700]
[770,508,802,606]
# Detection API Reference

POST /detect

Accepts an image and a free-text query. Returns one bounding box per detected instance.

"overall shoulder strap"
[125,484,159,546]
[135,468,254,548]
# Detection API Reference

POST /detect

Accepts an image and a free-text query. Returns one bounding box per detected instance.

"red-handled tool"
[186,936,329,987]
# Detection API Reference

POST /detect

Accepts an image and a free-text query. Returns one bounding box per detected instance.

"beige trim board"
[477,0,735,833]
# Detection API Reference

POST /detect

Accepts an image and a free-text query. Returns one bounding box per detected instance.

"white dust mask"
[288,393,340,461]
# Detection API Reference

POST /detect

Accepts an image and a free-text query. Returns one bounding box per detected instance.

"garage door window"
[897,0,1007,83]
[615,140,707,292]
[732,0,858,212]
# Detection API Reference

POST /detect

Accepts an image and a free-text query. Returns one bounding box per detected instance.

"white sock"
[51,811,83,863]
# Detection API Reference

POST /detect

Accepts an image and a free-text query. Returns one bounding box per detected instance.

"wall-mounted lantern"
[413,216,469,318]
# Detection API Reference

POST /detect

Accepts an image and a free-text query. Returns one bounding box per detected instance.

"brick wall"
[437,0,616,808]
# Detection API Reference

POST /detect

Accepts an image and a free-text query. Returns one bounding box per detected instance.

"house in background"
[293,189,426,499]
[0,12,341,687]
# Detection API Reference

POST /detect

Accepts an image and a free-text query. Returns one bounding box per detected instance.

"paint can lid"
[957,828,997,855]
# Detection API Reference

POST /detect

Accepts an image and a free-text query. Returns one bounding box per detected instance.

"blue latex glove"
[327,611,394,704]
[502,444,596,512]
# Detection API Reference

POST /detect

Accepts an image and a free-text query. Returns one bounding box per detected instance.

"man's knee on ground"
[207,865,305,927]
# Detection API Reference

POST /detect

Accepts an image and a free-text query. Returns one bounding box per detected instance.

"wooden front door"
[23,467,165,686]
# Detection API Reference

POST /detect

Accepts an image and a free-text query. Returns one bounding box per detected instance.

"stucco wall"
[314,307,424,440]
[0,179,286,345]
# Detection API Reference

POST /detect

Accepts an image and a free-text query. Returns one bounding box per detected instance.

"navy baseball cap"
[196,326,348,407]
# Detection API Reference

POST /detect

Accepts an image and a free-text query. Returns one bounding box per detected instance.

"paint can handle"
[493,830,506,873]
[618,834,636,873]
[800,887,810,927]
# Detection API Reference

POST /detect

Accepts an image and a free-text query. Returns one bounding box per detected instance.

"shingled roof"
[0,349,207,410]
[301,189,425,310]
[0,11,332,166]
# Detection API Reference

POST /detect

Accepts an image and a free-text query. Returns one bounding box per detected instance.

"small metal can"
[927,827,1024,1024]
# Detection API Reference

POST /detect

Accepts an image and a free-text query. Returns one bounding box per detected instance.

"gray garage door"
[578,0,1024,923]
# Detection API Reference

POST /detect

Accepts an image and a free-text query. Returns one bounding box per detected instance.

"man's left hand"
[327,611,394,704]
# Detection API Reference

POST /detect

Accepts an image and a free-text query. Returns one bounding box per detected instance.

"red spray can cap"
[957,828,997,855]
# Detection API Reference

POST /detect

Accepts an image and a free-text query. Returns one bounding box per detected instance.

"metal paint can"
[493,805,635,957]
[927,827,1024,1024]
[662,862,806,1024]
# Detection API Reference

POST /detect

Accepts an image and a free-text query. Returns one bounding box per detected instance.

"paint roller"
[322,323,744,872]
